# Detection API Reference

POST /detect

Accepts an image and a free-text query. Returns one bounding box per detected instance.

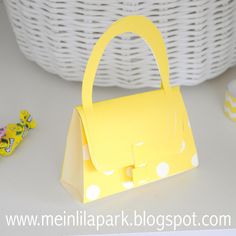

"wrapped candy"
[0,127,6,139]
[0,111,36,157]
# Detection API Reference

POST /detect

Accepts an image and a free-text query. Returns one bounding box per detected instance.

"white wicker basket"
[3,0,236,88]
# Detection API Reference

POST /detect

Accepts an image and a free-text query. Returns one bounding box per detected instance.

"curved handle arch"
[82,15,170,108]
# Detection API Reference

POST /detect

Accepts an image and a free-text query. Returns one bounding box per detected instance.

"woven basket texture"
[3,0,236,88]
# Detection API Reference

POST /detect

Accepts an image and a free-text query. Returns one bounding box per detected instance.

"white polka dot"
[156,162,170,178]
[82,145,90,160]
[103,170,114,175]
[86,185,100,201]
[192,154,199,167]
[126,167,132,177]
[122,181,134,189]
[180,140,186,153]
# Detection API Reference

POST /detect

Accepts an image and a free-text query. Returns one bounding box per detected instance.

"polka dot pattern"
[156,162,170,178]
[103,170,114,175]
[86,185,100,201]
[79,113,197,202]
[123,181,134,189]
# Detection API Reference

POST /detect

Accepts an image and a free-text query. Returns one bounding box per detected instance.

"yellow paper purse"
[61,16,198,203]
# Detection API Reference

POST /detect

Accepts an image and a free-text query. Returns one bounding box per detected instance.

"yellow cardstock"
[61,16,198,203]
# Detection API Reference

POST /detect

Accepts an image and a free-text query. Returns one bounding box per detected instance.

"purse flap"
[77,87,185,172]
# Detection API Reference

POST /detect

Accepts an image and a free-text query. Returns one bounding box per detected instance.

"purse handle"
[82,15,170,108]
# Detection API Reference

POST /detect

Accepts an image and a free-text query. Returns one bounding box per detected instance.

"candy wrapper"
[0,127,6,139]
[224,80,236,122]
[0,111,36,157]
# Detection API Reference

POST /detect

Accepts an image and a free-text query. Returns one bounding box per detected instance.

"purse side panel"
[61,109,84,202]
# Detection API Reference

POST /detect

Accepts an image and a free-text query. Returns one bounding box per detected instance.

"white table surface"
[0,4,235,236]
